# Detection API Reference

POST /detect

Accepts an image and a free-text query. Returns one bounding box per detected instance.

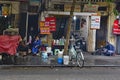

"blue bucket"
[57,58,63,64]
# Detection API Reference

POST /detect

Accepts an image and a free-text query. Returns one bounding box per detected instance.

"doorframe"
[25,12,38,43]
[95,16,108,49]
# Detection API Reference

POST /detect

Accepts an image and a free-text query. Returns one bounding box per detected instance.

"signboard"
[64,4,81,12]
[30,0,41,6]
[40,21,45,27]
[40,17,56,34]
[2,4,9,16]
[40,27,50,34]
[45,17,56,31]
[91,16,101,29]
[40,21,50,34]
[64,4,71,12]
[113,19,120,35]
[83,4,99,12]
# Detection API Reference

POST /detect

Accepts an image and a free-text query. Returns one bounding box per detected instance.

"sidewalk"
[1,52,120,67]
[84,53,120,67]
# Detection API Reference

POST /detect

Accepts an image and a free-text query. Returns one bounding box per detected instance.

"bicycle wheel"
[76,51,84,68]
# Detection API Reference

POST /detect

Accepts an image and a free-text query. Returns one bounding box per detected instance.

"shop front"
[11,11,97,66]
[1,1,113,65]
[40,11,98,53]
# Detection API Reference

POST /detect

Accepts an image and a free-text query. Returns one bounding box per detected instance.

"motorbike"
[91,46,105,55]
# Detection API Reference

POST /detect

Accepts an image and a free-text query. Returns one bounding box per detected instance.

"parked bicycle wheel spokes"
[76,51,84,68]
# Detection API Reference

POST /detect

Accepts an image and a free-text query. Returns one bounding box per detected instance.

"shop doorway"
[19,13,27,39]
[0,16,9,35]
[52,15,69,39]
[19,13,39,41]
[27,13,39,41]
[96,16,108,49]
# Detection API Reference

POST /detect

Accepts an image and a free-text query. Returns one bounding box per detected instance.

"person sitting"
[17,40,29,56]
[103,41,115,56]
[32,36,42,55]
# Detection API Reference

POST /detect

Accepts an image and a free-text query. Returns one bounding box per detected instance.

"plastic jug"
[58,50,63,58]
[42,51,48,59]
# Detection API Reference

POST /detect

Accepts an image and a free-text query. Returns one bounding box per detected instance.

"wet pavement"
[84,53,120,66]
[1,52,120,67]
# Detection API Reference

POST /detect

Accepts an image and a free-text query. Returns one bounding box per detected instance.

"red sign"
[113,19,120,35]
[45,17,56,31]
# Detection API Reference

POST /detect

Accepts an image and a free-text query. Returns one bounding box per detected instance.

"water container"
[56,40,59,45]
[46,47,52,53]
[41,58,48,63]
[54,49,59,55]
[58,50,63,58]
[57,58,63,64]
[46,47,53,56]
[63,55,69,65]
[41,51,48,59]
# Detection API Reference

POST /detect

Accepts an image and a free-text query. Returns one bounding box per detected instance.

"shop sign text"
[91,16,101,29]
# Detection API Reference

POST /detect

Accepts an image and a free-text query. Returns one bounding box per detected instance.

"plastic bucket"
[57,58,63,64]
[63,55,69,65]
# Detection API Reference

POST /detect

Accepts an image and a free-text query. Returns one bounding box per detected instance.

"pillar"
[87,16,96,52]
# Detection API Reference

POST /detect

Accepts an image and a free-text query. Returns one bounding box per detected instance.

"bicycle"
[69,45,84,68]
